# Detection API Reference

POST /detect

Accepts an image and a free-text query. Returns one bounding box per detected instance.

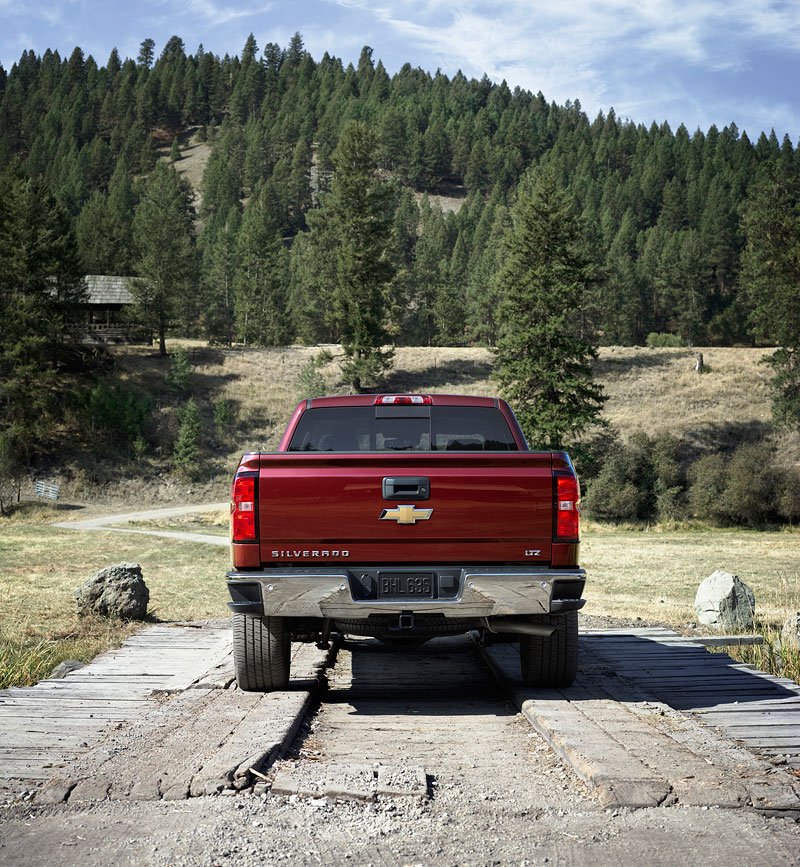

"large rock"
[781,613,800,651]
[75,562,149,620]
[694,570,755,629]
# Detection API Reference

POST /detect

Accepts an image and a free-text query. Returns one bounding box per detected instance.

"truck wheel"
[233,614,291,692]
[519,611,578,688]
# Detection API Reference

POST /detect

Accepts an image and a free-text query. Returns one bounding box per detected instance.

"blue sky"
[2,0,799,140]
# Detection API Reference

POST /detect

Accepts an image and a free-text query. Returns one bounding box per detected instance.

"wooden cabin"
[74,275,150,343]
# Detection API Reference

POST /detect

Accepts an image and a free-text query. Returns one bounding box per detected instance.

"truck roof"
[308,394,500,408]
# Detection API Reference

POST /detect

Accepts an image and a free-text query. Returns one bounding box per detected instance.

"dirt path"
[53,502,229,546]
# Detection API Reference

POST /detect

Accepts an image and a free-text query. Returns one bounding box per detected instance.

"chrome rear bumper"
[226,567,586,619]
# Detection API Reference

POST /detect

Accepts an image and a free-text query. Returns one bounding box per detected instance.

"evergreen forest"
[2,32,798,352]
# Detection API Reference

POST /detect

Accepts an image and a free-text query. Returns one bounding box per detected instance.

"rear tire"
[233,614,291,692]
[519,612,578,688]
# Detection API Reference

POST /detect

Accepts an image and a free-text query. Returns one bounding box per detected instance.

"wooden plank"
[722,725,800,737]
[702,715,800,726]
[695,698,800,712]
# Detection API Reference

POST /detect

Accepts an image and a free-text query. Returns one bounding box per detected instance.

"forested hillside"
[1,32,797,349]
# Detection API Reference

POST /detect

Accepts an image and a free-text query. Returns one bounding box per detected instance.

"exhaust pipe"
[483,617,556,637]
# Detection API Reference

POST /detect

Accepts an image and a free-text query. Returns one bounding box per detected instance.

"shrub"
[688,453,728,523]
[166,346,192,393]
[571,426,619,484]
[646,332,683,348]
[778,467,800,523]
[583,432,656,521]
[174,399,201,476]
[296,350,333,400]
[213,398,237,436]
[720,444,779,526]
[689,445,781,526]
[132,435,148,463]
[0,433,25,517]
[652,432,687,521]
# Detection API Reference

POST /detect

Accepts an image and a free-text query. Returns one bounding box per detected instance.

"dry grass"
[582,520,800,625]
[127,508,229,536]
[164,129,212,212]
[596,346,775,449]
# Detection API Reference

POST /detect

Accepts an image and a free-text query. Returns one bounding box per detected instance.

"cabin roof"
[84,275,134,305]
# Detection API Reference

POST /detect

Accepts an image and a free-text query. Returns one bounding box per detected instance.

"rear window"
[288,406,519,452]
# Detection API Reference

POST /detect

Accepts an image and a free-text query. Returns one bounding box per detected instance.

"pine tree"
[132,161,198,355]
[492,167,605,449]
[75,190,114,273]
[317,121,396,390]
[200,207,240,345]
[741,165,800,428]
[0,170,86,464]
[234,184,291,346]
[137,39,155,69]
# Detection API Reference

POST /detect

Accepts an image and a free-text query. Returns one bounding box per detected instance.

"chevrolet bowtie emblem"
[380,504,433,525]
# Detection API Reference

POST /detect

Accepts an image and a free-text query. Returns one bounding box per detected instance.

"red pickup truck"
[227,394,585,691]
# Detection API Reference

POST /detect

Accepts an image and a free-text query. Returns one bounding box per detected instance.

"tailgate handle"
[382,477,430,500]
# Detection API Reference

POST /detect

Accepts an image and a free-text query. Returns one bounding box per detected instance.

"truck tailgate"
[257,452,554,564]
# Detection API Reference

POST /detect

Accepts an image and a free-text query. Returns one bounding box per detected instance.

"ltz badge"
[379,505,433,525]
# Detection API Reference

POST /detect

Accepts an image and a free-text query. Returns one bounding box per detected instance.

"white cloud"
[183,0,273,26]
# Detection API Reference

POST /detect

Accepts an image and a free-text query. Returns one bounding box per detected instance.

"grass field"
[0,507,229,688]
[2,502,798,687]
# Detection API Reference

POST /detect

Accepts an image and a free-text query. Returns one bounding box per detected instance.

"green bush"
[651,432,687,520]
[296,350,333,400]
[689,445,781,526]
[583,431,687,523]
[778,467,800,523]
[174,398,201,476]
[213,398,237,436]
[720,444,779,526]
[166,346,192,393]
[688,453,728,523]
[583,432,656,521]
[646,332,683,348]
[587,431,791,528]
[0,433,25,517]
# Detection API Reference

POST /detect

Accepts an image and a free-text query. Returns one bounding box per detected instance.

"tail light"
[554,470,580,542]
[231,473,257,542]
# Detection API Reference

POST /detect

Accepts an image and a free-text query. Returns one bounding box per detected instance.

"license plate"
[378,572,434,599]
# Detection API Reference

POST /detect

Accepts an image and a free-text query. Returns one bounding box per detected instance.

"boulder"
[50,659,85,679]
[75,562,149,620]
[694,570,755,629]
[781,613,800,651]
